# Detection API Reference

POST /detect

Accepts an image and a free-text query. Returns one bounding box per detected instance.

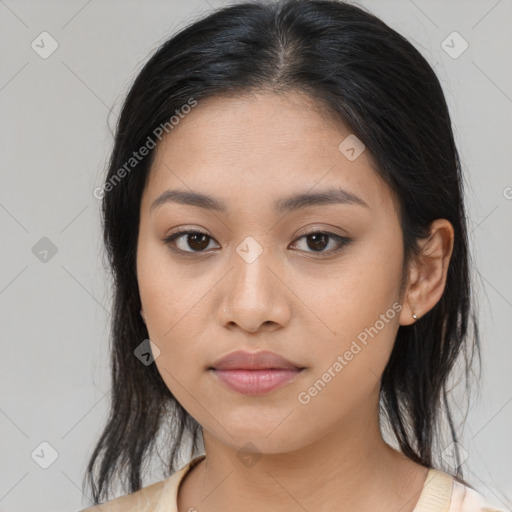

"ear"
[140,308,146,324]
[399,219,454,326]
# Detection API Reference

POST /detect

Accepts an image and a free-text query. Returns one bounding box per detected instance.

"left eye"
[163,230,351,255]
[290,231,352,254]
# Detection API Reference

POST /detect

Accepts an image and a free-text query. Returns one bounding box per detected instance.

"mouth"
[208,350,306,395]
[209,368,305,395]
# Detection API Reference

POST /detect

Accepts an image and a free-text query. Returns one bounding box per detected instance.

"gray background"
[0,0,511,510]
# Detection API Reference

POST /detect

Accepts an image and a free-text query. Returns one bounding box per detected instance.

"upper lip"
[210,350,304,371]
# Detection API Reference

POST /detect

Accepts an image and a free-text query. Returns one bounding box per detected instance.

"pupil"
[189,233,209,251]
[308,233,328,251]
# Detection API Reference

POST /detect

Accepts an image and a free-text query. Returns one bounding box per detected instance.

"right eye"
[163,229,219,254]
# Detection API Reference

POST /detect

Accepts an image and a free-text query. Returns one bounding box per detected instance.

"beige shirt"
[79,454,505,512]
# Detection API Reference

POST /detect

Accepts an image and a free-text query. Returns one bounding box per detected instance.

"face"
[136,91,407,454]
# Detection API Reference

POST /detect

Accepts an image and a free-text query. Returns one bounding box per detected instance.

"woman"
[80,1,504,510]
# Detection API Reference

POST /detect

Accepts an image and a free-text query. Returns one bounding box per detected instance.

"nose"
[217,245,291,334]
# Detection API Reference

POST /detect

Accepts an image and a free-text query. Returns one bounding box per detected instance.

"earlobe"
[398,257,422,326]
[399,306,420,326]
[140,308,146,323]
[399,219,454,326]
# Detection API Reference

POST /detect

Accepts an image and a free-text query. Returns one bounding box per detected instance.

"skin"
[136,91,454,512]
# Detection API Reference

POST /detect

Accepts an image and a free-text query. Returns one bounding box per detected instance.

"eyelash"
[163,229,352,257]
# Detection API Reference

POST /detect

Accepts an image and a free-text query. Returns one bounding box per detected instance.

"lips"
[209,350,305,395]
[209,349,304,371]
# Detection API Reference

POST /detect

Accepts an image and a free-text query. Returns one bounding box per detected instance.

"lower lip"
[210,368,304,395]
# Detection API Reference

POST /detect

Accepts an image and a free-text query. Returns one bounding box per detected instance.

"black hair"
[83,0,480,504]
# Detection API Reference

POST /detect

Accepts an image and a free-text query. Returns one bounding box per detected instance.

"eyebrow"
[150,187,369,214]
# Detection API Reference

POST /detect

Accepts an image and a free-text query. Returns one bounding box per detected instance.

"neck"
[178,398,429,512]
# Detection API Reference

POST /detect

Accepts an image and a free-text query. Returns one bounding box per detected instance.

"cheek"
[302,241,401,324]
[137,237,200,324]
[137,249,214,395]
[299,233,404,379]
[137,241,192,379]
[294,307,400,428]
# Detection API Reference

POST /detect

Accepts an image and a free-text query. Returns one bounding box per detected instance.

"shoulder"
[76,455,206,512]
[77,478,167,512]
[449,479,506,512]
[414,469,505,512]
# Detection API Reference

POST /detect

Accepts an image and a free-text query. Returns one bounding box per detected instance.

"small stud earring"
[412,312,418,320]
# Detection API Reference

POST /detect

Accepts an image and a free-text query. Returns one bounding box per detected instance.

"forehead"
[142,91,397,216]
